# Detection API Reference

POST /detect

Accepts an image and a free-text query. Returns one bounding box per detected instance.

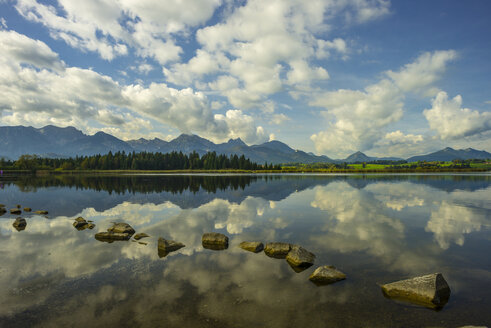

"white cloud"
[271,113,290,125]
[424,91,491,140]
[0,30,267,143]
[310,51,456,157]
[387,50,457,96]
[310,79,404,156]
[15,0,222,64]
[164,0,389,108]
[214,110,268,144]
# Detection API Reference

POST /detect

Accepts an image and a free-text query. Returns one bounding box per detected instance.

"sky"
[0,0,490,158]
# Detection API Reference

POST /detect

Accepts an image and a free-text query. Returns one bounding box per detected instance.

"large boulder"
[158,237,185,258]
[12,217,27,231]
[239,241,264,253]
[202,232,229,250]
[380,273,451,309]
[264,242,292,259]
[286,245,315,268]
[309,265,346,285]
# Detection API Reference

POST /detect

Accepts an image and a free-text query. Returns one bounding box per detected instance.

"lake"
[0,173,490,328]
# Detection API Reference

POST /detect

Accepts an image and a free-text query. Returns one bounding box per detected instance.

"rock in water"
[73,217,89,230]
[239,241,264,253]
[12,217,27,231]
[202,232,229,250]
[380,273,451,309]
[0,207,6,216]
[23,207,32,212]
[134,233,150,240]
[264,242,292,259]
[95,232,132,242]
[107,222,135,235]
[95,222,135,242]
[10,208,21,215]
[34,210,48,215]
[309,266,346,285]
[286,245,315,268]
[158,237,185,257]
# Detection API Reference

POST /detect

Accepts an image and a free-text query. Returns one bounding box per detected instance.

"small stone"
[95,231,131,242]
[380,273,451,309]
[12,217,27,231]
[107,222,135,235]
[16,204,21,209]
[286,245,315,268]
[264,242,292,259]
[202,232,228,245]
[239,241,264,253]
[158,237,185,257]
[23,207,31,212]
[87,223,96,229]
[309,265,346,285]
[10,208,22,215]
[138,242,148,245]
[73,217,89,230]
[134,233,150,240]
[34,210,48,215]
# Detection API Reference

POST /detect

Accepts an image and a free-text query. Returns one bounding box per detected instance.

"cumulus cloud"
[164,0,390,108]
[0,30,267,143]
[15,0,222,64]
[387,50,457,96]
[310,51,456,157]
[424,91,491,140]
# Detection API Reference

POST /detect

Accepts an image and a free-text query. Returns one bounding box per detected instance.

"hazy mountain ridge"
[0,125,489,164]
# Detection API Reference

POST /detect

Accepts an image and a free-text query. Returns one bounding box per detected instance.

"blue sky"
[0,0,490,158]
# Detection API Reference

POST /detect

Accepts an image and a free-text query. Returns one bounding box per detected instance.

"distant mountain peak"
[226,138,247,146]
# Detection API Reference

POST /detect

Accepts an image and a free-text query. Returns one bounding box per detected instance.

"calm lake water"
[0,173,490,328]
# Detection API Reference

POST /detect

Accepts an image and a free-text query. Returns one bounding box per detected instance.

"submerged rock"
[34,210,48,215]
[286,245,315,268]
[380,273,451,309]
[12,217,27,231]
[158,237,185,257]
[264,242,292,259]
[10,208,21,215]
[108,222,135,235]
[95,232,132,242]
[202,232,229,250]
[239,241,264,253]
[309,265,346,285]
[134,233,150,240]
[23,207,31,212]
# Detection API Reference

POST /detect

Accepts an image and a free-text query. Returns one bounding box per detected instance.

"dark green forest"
[0,151,281,171]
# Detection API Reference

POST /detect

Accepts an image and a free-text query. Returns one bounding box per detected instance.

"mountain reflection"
[0,174,490,327]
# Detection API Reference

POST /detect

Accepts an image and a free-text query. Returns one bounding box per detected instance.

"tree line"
[0,151,282,171]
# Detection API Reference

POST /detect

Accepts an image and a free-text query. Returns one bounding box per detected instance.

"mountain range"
[0,125,490,164]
